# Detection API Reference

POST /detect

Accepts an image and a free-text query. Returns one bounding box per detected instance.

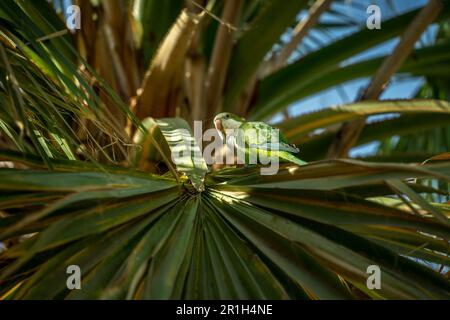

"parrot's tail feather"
[279,152,308,166]
[290,144,300,153]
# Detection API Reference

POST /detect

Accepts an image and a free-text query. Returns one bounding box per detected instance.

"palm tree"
[0,0,449,299]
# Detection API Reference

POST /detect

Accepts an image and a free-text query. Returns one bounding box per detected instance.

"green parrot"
[213,112,307,166]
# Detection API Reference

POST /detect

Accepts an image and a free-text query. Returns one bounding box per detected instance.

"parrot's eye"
[225,115,229,119]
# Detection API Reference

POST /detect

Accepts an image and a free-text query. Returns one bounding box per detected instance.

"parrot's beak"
[214,119,223,132]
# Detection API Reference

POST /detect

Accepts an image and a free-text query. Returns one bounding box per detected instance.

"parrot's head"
[213,112,245,135]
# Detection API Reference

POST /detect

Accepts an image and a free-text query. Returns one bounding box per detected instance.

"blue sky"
[270,0,434,156]
[286,0,431,116]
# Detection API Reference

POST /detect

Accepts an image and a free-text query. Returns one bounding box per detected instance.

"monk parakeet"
[213,112,306,166]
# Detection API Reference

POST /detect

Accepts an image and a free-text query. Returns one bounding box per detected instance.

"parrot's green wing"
[237,121,299,153]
